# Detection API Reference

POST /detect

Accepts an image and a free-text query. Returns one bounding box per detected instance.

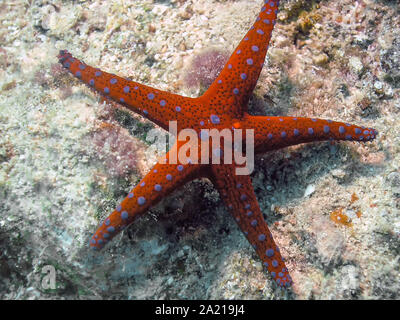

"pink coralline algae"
[90,124,142,177]
[184,49,229,90]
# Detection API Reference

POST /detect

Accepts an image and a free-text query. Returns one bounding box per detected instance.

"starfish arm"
[58,50,199,131]
[201,0,279,116]
[243,115,379,153]
[89,144,204,250]
[210,164,292,287]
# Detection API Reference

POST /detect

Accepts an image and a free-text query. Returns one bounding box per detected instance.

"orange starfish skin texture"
[58,0,378,288]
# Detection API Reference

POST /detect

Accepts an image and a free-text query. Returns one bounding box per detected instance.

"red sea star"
[58,0,377,288]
